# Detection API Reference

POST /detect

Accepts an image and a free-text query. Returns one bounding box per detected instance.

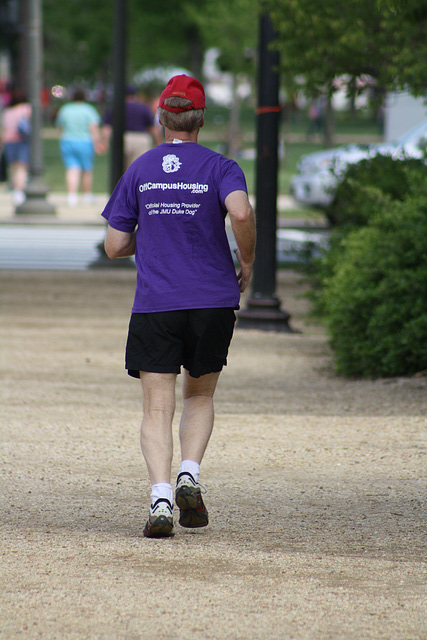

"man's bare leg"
[139,371,177,485]
[175,370,220,528]
[179,370,221,464]
[140,372,177,537]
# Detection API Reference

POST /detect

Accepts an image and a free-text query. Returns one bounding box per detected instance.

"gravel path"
[1,270,426,640]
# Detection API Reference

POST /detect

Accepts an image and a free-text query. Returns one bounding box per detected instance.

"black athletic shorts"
[125,308,236,379]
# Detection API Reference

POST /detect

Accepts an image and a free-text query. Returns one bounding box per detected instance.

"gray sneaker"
[143,498,174,538]
[175,472,209,528]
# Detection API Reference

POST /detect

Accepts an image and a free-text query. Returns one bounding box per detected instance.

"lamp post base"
[237,294,298,332]
[15,180,56,216]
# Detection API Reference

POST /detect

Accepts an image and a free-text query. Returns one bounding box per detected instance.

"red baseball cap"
[159,75,206,113]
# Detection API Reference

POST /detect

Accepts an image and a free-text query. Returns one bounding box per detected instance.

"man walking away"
[102,75,256,537]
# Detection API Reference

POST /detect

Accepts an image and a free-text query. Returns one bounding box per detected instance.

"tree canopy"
[42,0,259,88]
[35,0,427,104]
[380,0,427,95]
[190,0,258,77]
[42,0,206,86]
[266,0,427,99]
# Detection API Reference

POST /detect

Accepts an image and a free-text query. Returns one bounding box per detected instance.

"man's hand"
[234,249,253,292]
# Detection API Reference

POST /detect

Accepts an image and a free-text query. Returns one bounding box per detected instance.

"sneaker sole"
[175,486,199,510]
[178,508,208,528]
[143,515,174,538]
[176,487,208,528]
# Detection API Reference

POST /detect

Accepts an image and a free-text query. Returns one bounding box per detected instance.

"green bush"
[325,155,426,227]
[322,193,427,377]
[304,155,427,378]
[306,157,426,314]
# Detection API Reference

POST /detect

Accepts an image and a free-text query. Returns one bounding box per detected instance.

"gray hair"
[158,97,205,132]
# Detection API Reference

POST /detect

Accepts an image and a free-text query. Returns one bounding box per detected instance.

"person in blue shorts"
[102,75,256,538]
[56,88,103,206]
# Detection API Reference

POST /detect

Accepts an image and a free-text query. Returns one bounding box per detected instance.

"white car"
[290,120,427,207]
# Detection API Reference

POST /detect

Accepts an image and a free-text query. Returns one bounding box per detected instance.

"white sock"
[179,460,200,482]
[13,190,25,206]
[151,483,173,506]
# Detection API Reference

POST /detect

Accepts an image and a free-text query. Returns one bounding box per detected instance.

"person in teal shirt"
[56,88,103,206]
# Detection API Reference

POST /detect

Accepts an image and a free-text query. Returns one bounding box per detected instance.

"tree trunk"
[324,95,335,147]
[228,74,241,158]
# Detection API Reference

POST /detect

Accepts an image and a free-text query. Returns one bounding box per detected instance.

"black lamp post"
[90,0,130,268]
[110,0,126,192]
[16,0,55,215]
[237,11,293,331]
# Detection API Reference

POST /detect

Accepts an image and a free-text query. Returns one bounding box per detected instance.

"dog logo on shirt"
[162,154,182,174]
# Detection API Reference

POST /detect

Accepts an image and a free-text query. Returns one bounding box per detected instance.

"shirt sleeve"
[101,173,139,232]
[218,159,248,207]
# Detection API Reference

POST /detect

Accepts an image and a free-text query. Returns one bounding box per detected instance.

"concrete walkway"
[1,268,426,640]
[0,189,109,226]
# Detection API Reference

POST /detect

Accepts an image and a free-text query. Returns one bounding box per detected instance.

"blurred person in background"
[306,96,326,139]
[0,88,31,205]
[56,88,103,206]
[102,84,162,171]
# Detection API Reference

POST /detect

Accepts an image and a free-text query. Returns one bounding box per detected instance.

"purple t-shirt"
[102,142,247,313]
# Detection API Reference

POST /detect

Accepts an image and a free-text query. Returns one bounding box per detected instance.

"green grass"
[40,133,328,224]
[42,104,381,207]
[43,134,314,198]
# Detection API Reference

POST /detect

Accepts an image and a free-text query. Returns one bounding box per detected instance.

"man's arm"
[104,225,136,259]
[225,190,256,293]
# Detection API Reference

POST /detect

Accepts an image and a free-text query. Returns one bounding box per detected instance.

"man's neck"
[164,128,198,143]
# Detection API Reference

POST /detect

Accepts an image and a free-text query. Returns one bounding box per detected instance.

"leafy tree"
[190,0,259,156]
[126,1,205,77]
[380,0,427,95]
[43,0,205,87]
[266,0,427,144]
[190,0,258,77]
[43,0,113,85]
[267,0,384,93]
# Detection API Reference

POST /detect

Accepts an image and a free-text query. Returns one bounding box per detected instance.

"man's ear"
[200,116,204,128]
